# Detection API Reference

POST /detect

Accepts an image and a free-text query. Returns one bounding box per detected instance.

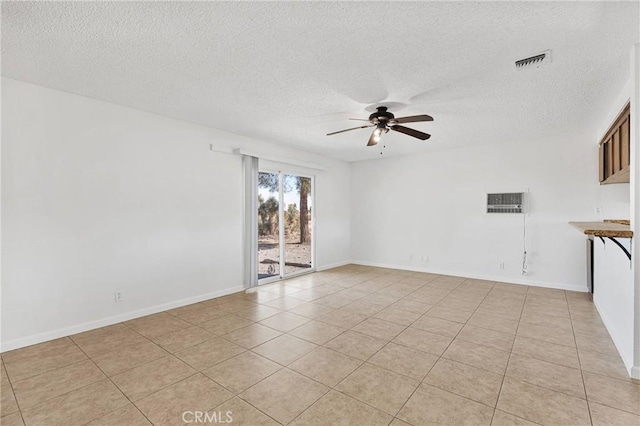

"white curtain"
[242,155,259,288]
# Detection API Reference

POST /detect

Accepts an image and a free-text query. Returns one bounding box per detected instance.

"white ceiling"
[2,1,638,161]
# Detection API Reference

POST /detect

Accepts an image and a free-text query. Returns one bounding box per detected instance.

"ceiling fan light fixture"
[372,127,384,142]
[372,125,389,142]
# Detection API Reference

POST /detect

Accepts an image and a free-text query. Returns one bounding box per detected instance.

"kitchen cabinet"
[599,103,630,184]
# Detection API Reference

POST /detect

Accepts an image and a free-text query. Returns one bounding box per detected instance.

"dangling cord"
[522,213,528,275]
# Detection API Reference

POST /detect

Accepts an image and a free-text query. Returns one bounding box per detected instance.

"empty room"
[1,1,640,425]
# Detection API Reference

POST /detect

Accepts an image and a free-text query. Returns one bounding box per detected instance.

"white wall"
[1,78,351,351]
[593,237,634,372]
[592,57,638,378]
[350,129,630,291]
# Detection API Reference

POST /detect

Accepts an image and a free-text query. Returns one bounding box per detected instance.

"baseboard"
[350,260,589,293]
[593,298,634,376]
[0,285,244,353]
[316,260,352,271]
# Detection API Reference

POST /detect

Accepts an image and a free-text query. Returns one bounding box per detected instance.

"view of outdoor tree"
[257,174,311,244]
[285,203,300,235]
[257,194,279,236]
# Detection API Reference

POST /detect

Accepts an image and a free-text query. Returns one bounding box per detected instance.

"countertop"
[604,219,630,225]
[569,220,633,238]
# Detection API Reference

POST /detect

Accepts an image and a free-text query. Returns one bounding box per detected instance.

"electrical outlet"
[593,206,603,215]
[114,291,123,303]
[409,254,414,261]
[421,255,429,262]
[499,262,505,270]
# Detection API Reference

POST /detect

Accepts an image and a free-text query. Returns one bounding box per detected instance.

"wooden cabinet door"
[612,129,620,173]
[606,137,614,177]
[620,115,630,168]
[599,144,605,182]
[599,103,630,184]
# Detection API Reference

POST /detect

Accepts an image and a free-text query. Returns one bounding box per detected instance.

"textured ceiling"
[2,1,638,161]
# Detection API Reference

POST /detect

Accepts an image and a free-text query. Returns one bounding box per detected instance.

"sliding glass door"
[257,172,313,283]
[257,172,281,280]
[283,175,313,275]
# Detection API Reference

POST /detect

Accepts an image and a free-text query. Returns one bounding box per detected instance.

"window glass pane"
[283,175,312,275]
[258,172,280,280]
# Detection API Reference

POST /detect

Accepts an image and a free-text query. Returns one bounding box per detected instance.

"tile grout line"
[400,279,529,419]
[74,317,257,423]
[511,291,639,419]
[205,365,285,425]
[501,289,613,424]
[116,318,312,423]
[66,334,160,426]
[390,278,499,423]
[568,290,595,426]
[240,274,450,425]
[166,320,290,424]
[1,359,27,426]
[212,282,369,424]
[328,280,455,389]
[130,370,240,425]
[431,280,502,401]
[2,332,167,419]
[7,357,106,415]
[251,317,403,421]
[491,283,529,425]
[7,353,89,388]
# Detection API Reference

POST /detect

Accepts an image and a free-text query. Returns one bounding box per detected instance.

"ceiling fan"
[327,106,433,146]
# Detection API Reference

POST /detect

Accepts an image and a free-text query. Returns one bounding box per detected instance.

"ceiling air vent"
[515,50,550,69]
[487,192,525,214]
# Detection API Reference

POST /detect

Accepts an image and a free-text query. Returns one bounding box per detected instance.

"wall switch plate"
[114,291,123,302]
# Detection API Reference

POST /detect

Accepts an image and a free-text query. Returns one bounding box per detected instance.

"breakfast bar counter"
[569,220,633,238]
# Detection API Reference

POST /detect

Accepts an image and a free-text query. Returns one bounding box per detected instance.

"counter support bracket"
[600,236,632,261]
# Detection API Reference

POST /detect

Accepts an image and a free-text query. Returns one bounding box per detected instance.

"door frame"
[257,168,316,285]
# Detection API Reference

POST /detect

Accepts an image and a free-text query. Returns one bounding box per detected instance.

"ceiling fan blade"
[348,118,371,122]
[393,114,434,124]
[390,125,431,140]
[367,130,379,146]
[326,124,374,136]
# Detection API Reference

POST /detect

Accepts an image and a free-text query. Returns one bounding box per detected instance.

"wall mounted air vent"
[487,192,525,214]
[515,50,550,69]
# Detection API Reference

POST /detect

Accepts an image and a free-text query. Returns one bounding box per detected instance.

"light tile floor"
[1,265,639,425]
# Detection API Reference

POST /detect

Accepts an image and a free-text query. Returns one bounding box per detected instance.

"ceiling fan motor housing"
[369,106,395,123]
